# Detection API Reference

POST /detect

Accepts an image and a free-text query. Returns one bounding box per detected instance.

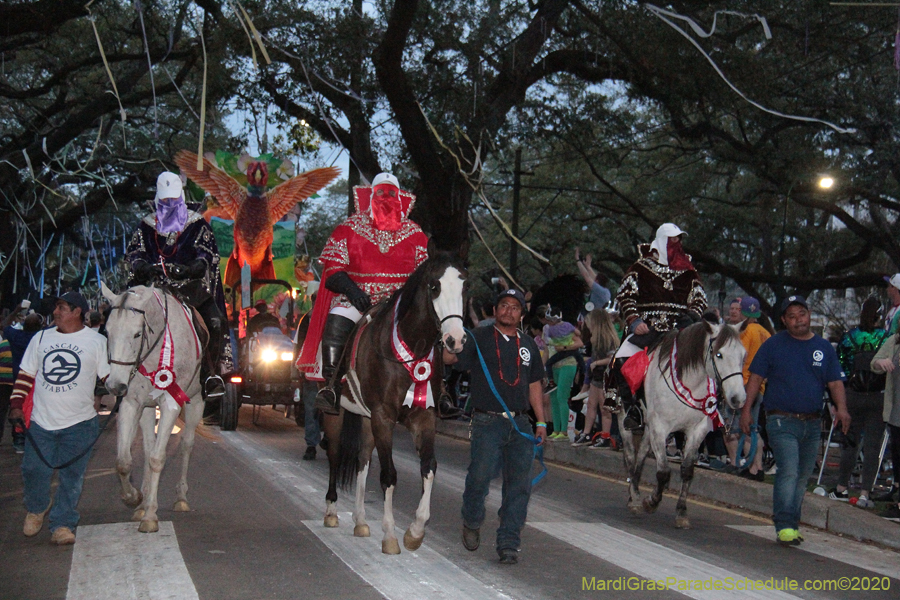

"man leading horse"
[297,172,461,418]
[125,171,231,402]
[605,223,708,430]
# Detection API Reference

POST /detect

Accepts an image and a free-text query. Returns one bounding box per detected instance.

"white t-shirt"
[20,326,110,431]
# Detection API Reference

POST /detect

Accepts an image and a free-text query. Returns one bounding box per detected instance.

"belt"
[766,409,821,421]
[473,407,525,419]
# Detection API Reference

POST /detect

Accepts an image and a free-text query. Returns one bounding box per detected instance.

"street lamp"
[776,174,837,310]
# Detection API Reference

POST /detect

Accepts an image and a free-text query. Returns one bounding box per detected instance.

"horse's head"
[427,255,467,354]
[706,322,747,411]
[101,282,152,397]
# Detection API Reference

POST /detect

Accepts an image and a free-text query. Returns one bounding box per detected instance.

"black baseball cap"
[495,288,526,309]
[58,291,89,314]
[779,294,809,316]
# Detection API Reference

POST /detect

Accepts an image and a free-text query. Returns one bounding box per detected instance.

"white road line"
[728,525,900,581]
[304,514,513,600]
[66,522,199,600]
[531,522,801,599]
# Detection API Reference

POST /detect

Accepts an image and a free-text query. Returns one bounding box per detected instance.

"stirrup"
[315,387,339,415]
[437,396,464,420]
[205,375,225,399]
[622,405,643,431]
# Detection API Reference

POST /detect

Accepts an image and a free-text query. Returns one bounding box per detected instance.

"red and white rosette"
[392,299,435,409]
[137,291,193,407]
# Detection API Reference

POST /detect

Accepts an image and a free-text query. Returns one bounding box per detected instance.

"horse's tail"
[337,411,363,491]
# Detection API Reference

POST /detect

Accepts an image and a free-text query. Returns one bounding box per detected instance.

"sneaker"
[776,528,800,546]
[544,385,557,395]
[23,503,51,537]
[13,432,25,454]
[50,527,75,545]
[765,464,778,476]
[696,453,710,468]
[828,488,849,501]
[571,390,590,401]
[571,432,592,447]
[550,432,568,441]
[879,504,900,522]
[871,486,899,502]
[666,449,683,463]
[709,457,728,471]
[462,526,480,551]
[855,496,875,509]
[590,436,611,449]
[498,548,518,564]
[303,446,316,461]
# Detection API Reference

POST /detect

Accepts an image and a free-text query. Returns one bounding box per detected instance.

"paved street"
[1,406,897,600]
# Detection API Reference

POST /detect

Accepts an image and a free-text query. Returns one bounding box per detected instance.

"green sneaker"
[776,528,800,546]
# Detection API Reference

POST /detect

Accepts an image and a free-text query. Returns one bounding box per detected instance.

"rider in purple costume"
[125,172,231,400]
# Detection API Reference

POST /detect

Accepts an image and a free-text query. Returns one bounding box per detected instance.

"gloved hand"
[169,264,188,280]
[132,260,163,284]
[325,271,371,313]
[169,259,205,281]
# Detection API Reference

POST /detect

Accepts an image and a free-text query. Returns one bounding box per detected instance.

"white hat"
[155,171,184,202]
[649,223,686,266]
[371,172,399,188]
[885,274,900,290]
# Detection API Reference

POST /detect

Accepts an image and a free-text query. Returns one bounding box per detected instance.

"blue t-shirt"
[589,282,611,309]
[749,331,845,414]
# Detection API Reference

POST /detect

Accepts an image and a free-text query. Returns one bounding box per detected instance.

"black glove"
[170,259,205,281]
[132,260,163,284]
[325,271,371,313]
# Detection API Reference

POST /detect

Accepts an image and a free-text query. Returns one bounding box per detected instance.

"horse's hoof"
[403,529,424,551]
[675,517,691,529]
[642,497,658,513]
[131,508,146,522]
[382,538,401,555]
[122,491,143,508]
[324,515,339,528]
[627,501,643,514]
[138,520,159,534]
[353,524,370,537]
[173,500,190,512]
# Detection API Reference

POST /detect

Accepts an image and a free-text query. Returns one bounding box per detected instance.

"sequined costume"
[297,184,428,379]
[616,243,707,334]
[125,211,233,375]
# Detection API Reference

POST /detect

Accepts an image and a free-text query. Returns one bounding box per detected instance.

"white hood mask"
[649,223,686,266]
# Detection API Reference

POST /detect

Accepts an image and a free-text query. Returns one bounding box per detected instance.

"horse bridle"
[707,336,743,431]
[107,290,169,383]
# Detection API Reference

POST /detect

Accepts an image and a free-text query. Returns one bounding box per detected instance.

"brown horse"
[321,252,466,554]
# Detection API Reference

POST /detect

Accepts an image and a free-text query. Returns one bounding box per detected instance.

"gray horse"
[618,321,746,529]
[102,282,206,533]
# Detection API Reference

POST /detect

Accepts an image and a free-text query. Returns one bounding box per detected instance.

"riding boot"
[315,314,356,414]
[437,389,464,420]
[609,357,643,431]
[203,316,225,400]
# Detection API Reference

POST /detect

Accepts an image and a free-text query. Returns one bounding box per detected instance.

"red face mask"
[667,237,694,271]
[371,184,402,231]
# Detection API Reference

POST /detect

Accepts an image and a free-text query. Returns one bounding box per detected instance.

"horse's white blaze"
[710,325,747,410]
[408,470,434,539]
[433,266,465,353]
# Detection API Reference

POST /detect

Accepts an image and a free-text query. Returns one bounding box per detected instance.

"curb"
[436,419,900,550]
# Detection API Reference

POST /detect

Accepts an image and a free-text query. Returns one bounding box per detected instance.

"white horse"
[101,282,205,533]
[619,320,746,529]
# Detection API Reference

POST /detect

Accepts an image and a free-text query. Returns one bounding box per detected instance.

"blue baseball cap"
[495,288,526,309]
[740,296,762,318]
[779,294,809,316]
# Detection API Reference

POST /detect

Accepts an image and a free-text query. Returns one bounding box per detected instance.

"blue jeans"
[766,414,820,532]
[301,380,321,448]
[22,416,99,532]
[461,412,535,553]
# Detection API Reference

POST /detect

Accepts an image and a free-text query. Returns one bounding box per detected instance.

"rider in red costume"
[297,173,435,414]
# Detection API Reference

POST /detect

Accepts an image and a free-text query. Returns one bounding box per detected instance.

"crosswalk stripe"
[728,525,900,580]
[531,522,801,599]
[66,522,199,600]
[304,514,513,600]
